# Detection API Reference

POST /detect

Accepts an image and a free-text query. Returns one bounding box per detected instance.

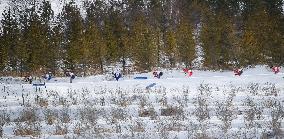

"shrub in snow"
[59,107,71,123]
[192,84,212,138]
[139,95,150,108]
[139,106,157,119]
[36,97,49,107]
[67,89,79,105]
[215,96,236,134]
[160,94,168,107]
[268,100,284,137]
[80,106,98,126]
[160,106,183,118]
[261,82,279,96]
[117,93,131,107]
[54,123,68,135]
[194,99,209,120]
[73,122,84,136]
[16,107,39,124]
[13,107,41,137]
[58,97,69,107]
[187,121,210,139]
[242,97,263,129]
[194,84,211,121]
[43,109,58,125]
[14,122,41,137]
[0,110,10,137]
[247,83,260,95]
[157,120,170,139]
[197,84,212,96]
[182,87,190,107]
[173,95,184,107]
[133,120,145,133]
[112,107,127,121]
[167,117,186,131]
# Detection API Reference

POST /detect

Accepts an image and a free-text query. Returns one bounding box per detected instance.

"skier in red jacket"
[234,68,243,76]
[183,68,193,77]
[271,66,280,74]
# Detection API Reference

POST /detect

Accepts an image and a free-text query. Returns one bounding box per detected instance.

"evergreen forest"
[0,0,283,76]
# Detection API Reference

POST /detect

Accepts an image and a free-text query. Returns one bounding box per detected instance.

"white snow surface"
[0,65,284,138]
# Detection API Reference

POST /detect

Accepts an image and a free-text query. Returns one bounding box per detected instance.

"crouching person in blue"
[113,71,122,81]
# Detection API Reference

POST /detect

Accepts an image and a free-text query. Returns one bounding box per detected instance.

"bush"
[161,106,183,117]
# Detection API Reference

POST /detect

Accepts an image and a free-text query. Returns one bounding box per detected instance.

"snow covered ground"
[0,66,284,138]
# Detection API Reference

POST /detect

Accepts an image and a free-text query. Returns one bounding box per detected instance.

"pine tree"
[130,16,158,71]
[241,7,283,66]
[23,2,48,73]
[240,30,259,66]
[103,5,120,65]
[40,0,57,73]
[60,1,84,73]
[114,0,131,73]
[147,0,164,67]
[49,24,62,75]
[262,0,284,65]
[200,8,239,69]
[164,29,178,68]
[83,23,106,74]
[176,19,196,67]
[102,0,131,69]
[0,26,6,71]
[1,7,20,72]
[83,1,107,74]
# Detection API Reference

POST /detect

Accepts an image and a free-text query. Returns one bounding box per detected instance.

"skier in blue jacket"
[44,72,52,81]
[113,71,122,81]
[69,72,76,83]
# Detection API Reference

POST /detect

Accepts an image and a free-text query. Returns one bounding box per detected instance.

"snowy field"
[0,66,284,138]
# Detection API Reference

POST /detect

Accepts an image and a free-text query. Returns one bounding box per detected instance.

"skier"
[234,68,243,76]
[113,70,122,81]
[69,72,75,83]
[183,68,193,77]
[44,72,52,81]
[183,68,188,74]
[24,75,29,82]
[28,75,33,84]
[153,70,163,79]
[188,69,193,76]
[271,66,280,74]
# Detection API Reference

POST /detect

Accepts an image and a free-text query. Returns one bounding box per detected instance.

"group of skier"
[24,71,76,84]
[234,66,281,76]
[23,65,281,84]
[183,68,193,77]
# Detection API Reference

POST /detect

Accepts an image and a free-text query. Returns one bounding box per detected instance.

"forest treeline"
[0,0,283,76]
